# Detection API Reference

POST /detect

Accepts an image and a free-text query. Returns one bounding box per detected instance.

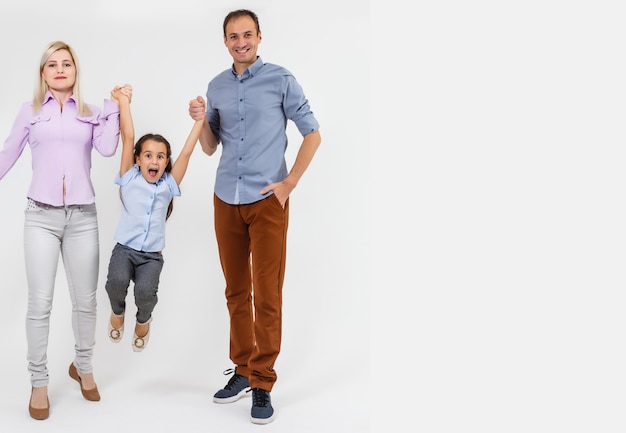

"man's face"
[224,15,262,70]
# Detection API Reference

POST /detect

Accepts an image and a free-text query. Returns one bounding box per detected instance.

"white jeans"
[24,199,99,387]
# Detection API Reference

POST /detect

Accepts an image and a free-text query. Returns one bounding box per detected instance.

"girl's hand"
[111,85,132,104]
[120,84,133,103]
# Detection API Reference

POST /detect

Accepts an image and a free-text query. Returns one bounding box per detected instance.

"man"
[189,9,321,425]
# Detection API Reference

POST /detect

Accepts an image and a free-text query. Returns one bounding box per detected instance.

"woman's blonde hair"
[33,41,91,116]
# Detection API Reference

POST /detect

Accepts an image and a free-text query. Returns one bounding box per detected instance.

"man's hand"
[260,179,295,209]
[189,96,206,121]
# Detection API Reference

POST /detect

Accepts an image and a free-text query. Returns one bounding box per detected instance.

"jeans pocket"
[76,203,97,216]
[25,198,43,213]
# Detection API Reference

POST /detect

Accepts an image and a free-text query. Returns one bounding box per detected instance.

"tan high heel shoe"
[68,363,101,401]
[28,387,49,420]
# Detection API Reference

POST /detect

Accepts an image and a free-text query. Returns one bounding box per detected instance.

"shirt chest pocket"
[29,115,52,125]
[76,114,99,125]
[28,115,53,147]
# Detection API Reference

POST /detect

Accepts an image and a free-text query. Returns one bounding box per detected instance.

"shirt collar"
[231,56,264,79]
[43,91,77,105]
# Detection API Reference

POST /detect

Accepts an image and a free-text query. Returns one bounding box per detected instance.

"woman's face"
[41,49,76,93]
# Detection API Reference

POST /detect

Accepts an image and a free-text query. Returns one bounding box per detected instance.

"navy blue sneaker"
[213,368,250,403]
[250,388,275,424]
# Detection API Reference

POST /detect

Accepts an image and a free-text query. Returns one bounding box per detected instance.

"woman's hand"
[111,84,133,103]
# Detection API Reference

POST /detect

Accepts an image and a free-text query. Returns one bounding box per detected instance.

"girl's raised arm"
[170,118,204,185]
[111,85,135,176]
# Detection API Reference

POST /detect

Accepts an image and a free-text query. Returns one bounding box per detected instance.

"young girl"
[105,85,203,352]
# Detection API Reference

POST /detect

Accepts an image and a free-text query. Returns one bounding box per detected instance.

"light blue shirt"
[113,165,180,252]
[206,56,319,205]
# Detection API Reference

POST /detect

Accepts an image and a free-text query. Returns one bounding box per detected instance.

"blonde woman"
[0,41,123,420]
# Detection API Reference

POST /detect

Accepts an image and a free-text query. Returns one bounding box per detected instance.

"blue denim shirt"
[206,57,319,205]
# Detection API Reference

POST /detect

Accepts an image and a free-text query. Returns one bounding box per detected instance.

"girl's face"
[136,139,169,183]
[41,49,76,93]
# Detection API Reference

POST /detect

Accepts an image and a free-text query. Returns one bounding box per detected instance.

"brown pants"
[214,193,289,391]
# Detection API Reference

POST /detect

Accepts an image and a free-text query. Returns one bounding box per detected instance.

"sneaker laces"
[250,388,270,407]
[222,368,243,390]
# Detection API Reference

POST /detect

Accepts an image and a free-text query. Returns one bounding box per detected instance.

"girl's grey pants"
[105,242,164,325]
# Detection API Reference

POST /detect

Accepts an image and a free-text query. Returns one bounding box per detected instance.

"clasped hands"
[188,96,206,121]
[111,84,133,103]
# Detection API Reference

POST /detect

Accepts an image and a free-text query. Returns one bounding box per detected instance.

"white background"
[371,1,626,432]
[0,1,369,432]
